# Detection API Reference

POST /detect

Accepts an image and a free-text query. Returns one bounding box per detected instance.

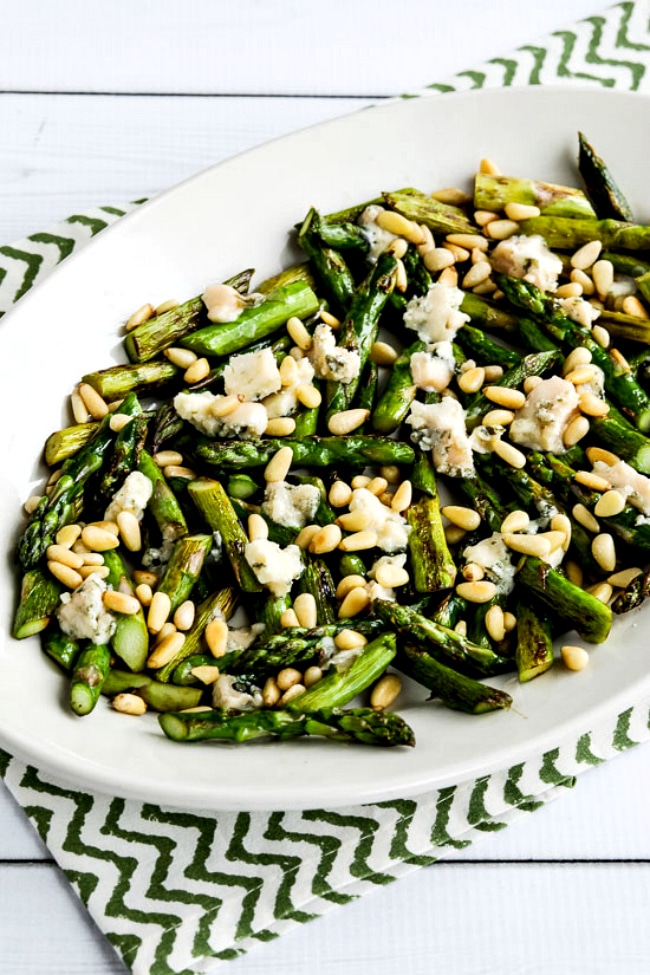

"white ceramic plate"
[1,86,649,811]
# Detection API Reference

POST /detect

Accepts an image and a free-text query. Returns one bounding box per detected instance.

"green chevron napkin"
[3,2,650,973]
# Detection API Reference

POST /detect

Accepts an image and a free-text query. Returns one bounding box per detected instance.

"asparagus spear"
[70,643,111,716]
[383,188,478,236]
[407,452,457,592]
[396,643,512,715]
[296,559,337,625]
[13,567,62,639]
[577,131,634,222]
[44,422,98,466]
[372,339,425,434]
[514,600,554,683]
[518,215,650,252]
[102,669,203,711]
[297,208,357,315]
[515,557,612,644]
[156,533,214,613]
[187,478,262,592]
[42,628,81,672]
[474,171,596,219]
[102,550,149,672]
[101,413,148,498]
[155,587,238,682]
[81,360,180,401]
[137,449,188,549]
[184,434,415,470]
[159,706,415,747]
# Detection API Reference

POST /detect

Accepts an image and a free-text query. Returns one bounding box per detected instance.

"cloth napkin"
[3,2,650,972]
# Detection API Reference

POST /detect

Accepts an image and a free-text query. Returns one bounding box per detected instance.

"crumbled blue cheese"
[244,538,305,596]
[261,480,321,528]
[307,324,360,384]
[592,458,650,516]
[211,673,259,711]
[509,375,580,453]
[174,390,268,438]
[262,356,315,419]
[409,341,456,393]
[348,488,410,552]
[223,347,282,402]
[406,397,474,477]
[202,283,264,323]
[558,296,601,330]
[463,533,516,595]
[490,234,563,293]
[104,470,153,523]
[403,282,470,344]
[358,204,398,260]
[469,423,505,455]
[57,576,116,645]
[226,622,266,652]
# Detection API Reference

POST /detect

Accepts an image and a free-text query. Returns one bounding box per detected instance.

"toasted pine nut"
[588,581,614,604]
[586,446,619,466]
[339,530,378,552]
[328,408,370,436]
[423,247,455,272]
[70,388,90,423]
[445,524,468,545]
[337,510,372,532]
[78,383,109,419]
[248,513,269,542]
[610,348,632,373]
[276,667,304,692]
[455,580,497,603]
[55,524,82,549]
[147,630,185,669]
[78,564,110,580]
[135,583,153,607]
[502,533,552,558]
[486,219,519,240]
[153,450,184,467]
[103,591,141,615]
[366,476,389,497]
[608,567,643,587]
[461,562,484,582]
[304,666,324,688]
[262,677,281,706]
[164,346,198,368]
[46,544,84,569]
[294,525,321,550]
[24,494,44,515]
[394,257,408,292]
[109,413,132,433]
[152,622,176,647]
[280,608,300,629]
[493,439,527,469]
[571,240,602,270]
[370,341,399,367]
[500,510,530,533]
[504,202,541,221]
[117,510,142,552]
[565,364,600,385]
[561,645,589,671]
[478,157,501,175]
[503,611,517,633]
[622,295,649,319]
[190,665,221,685]
[416,224,435,253]
[457,366,485,394]
[264,446,293,483]
[474,209,500,227]
[147,591,172,634]
[279,684,306,705]
[563,347,593,375]
[210,395,241,418]
[320,309,341,328]
[126,303,155,330]
[432,187,470,205]
[112,693,148,715]
[329,480,353,508]
[184,357,210,384]
[557,284,585,302]
[334,628,368,651]
[294,593,318,629]
[592,532,617,572]
[462,262,491,289]
[376,209,424,244]
[454,620,468,636]
[391,480,412,513]
[81,525,120,552]
[485,604,506,642]
[48,561,83,588]
[375,563,410,588]
[286,316,313,350]
[309,523,343,555]
[204,618,229,658]
[173,599,195,631]
[351,474,371,489]
[295,384,322,409]
[591,324,610,348]
[523,375,543,394]
[91,520,120,536]
[81,552,106,567]
[575,470,611,492]
[265,417,296,437]
[550,513,572,550]
[338,586,371,618]
[278,354,299,388]
[592,259,614,297]
[438,266,459,288]
[441,505,481,531]
[563,414,590,447]
[370,673,402,710]
[483,386,526,410]
[570,268,595,295]
[483,408,514,427]
[594,490,626,518]
[132,570,159,588]
[572,503,600,533]
[540,530,568,553]
[336,575,367,600]
[154,298,178,315]
[387,237,409,259]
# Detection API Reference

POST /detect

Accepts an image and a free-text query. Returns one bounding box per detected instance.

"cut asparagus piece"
[44,422,98,466]
[297,208,357,315]
[516,557,612,644]
[102,669,203,711]
[13,567,62,639]
[383,188,477,236]
[156,533,214,613]
[184,434,415,470]
[70,643,111,716]
[187,478,262,592]
[518,215,650,252]
[137,449,188,548]
[407,453,457,592]
[102,550,149,672]
[82,360,180,401]
[577,131,634,222]
[396,643,512,715]
[155,587,239,683]
[514,600,554,683]
[42,629,81,673]
[474,171,596,218]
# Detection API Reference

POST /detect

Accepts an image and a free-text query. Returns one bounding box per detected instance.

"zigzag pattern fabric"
[2,2,650,973]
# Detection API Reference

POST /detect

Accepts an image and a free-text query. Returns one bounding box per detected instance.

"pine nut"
[152,622,176,647]
[445,524,468,545]
[55,524,82,549]
[608,567,642,587]
[454,620,468,636]
[295,384,322,409]
[483,408,515,427]
[586,446,619,466]
[286,316,313,350]
[204,617,229,658]
[502,533,552,558]
[610,348,631,373]
[457,366,486,394]
[594,489,626,518]
[550,513,572,550]
[417,224,435,252]
[503,611,517,633]
[438,266,459,287]
[112,693,148,715]
[294,592,318,629]
[24,494,43,515]
[276,667,303,691]
[563,348,593,375]
[504,202,541,221]
[500,510,530,533]
[294,525,321,550]
[484,366,504,381]
[561,645,589,671]
[189,665,220,685]
[339,530,378,552]
[46,544,84,569]
[370,673,402,710]
[210,395,241,418]
[441,505,481,531]
[432,187,470,206]
[78,564,110,580]
[444,243,470,262]
[486,219,520,240]
[575,470,611,492]
[173,600,196,631]
[588,581,613,604]
[309,523,343,555]
[147,630,185,669]
[485,604,506,642]
[147,591,172,633]
[328,409,370,436]
[81,525,120,552]
[483,386,526,410]
[478,158,501,175]
[376,209,424,244]
[565,364,600,385]
[474,209,500,227]
[78,383,109,419]
[329,480,353,508]
[591,324,610,348]
[366,476,389,497]
[153,450,184,467]
[523,375,543,394]
[264,446,293,483]
[622,295,649,319]
[563,414,590,447]
[387,237,409,260]
[304,666,323,688]
[320,309,341,328]
[337,511,372,532]
[103,591,141,615]
[336,575,367,600]
[116,510,142,552]
[461,563,484,582]
[592,532,616,572]
[70,388,90,423]
[262,677,281,706]
[571,239,602,270]
[423,248,456,272]
[462,262,492,289]
[391,480,412,513]
[455,580,497,603]
[565,560,584,587]
[540,530,568,554]
[83,552,106,566]
[109,413,132,433]
[184,357,210,384]
[126,303,155,330]
[493,439,527,469]
[132,570,159,588]
[48,561,83,588]
[135,583,153,607]
[279,684,306,706]
[164,346,198,368]
[556,282,584,299]
[375,563,410,588]
[247,513,269,542]
[570,268,595,295]
[334,628,368,650]
[338,586,371,618]
[370,341,399,367]
[395,257,408,293]
[572,503,600,533]
[351,474,371,489]
[154,298,179,315]
[165,465,197,481]
[592,259,614,297]
[265,417,296,436]
[91,520,120,536]
[280,608,300,629]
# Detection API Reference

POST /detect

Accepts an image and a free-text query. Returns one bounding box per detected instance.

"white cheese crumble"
[174,390,268,439]
[558,296,601,330]
[348,488,410,553]
[592,458,650,516]
[406,397,474,477]
[223,347,282,402]
[104,470,153,523]
[462,533,516,595]
[261,480,321,528]
[202,283,247,323]
[509,375,580,453]
[490,234,563,293]
[225,622,266,652]
[307,323,361,384]
[357,204,398,261]
[57,576,116,645]
[211,673,259,711]
[262,356,315,419]
[403,282,470,344]
[244,538,305,596]
[409,341,456,393]
[469,423,505,455]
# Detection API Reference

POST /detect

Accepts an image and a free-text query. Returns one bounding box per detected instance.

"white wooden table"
[2,2,650,972]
